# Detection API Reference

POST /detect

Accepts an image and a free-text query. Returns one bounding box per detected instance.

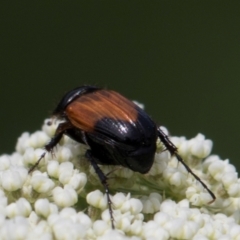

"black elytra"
[29,86,216,229]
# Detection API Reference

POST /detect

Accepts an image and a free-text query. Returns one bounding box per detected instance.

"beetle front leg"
[28,121,72,173]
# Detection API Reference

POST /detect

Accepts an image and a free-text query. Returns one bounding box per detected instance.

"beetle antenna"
[157,127,216,204]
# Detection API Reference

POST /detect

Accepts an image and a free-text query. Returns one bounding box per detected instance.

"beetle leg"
[85,150,115,229]
[157,127,216,204]
[157,127,178,153]
[28,122,72,173]
[80,130,89,146]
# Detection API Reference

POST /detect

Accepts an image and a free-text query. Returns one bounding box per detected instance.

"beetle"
[29,85,216,229]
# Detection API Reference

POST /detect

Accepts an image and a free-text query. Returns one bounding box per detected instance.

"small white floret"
[1,167,27,191]
[93,220,109,236]
[47,160,60,178]
[0,155,11,170]
[30,174,55,193]
[35,198,51,218]
[188,134,213,159]
[52,186,78,207]
[86,190,108,210]
[6,198,31,218]
[52,218,87,240]
[68,172,87,190]
[55,147,73,163]
[58,162,74,185]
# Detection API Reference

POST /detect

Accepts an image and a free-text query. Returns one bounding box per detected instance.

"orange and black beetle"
[54,86,158,173]
[29,86,215,229]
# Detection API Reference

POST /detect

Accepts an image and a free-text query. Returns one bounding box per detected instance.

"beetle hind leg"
[157,127,216,203]
[85,150,115,229]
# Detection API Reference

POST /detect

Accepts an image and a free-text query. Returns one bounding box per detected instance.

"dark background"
[1,2,240,171]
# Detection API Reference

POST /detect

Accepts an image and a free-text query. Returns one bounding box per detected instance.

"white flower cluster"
[0,119,240,239]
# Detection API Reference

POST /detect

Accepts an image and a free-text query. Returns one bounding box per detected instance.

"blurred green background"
[1,2,240,171]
